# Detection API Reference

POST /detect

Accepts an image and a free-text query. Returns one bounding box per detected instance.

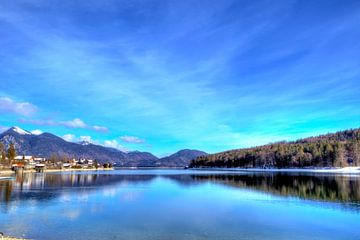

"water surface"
[0,169,359,240]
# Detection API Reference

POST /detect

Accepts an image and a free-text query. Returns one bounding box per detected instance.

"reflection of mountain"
[0,173,156,207]
[1,172,360,210]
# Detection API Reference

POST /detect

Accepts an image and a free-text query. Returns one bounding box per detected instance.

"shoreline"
[191,166,360,174]
[0,167,114,178]
[0,233,26,240]
[2,237,26,240]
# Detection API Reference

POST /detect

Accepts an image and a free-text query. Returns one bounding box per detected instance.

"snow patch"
[12,126,31,135]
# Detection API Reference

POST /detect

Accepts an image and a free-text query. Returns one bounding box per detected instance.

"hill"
[190,128,360,168]
[157,149,207,167]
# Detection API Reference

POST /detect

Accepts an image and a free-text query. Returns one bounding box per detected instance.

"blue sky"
[0,0,359,156]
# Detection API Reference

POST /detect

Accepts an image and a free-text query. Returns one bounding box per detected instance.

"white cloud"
[80,136,92,142]
[62,134,129,152]
[60,118,87,128]
[104,140,129,152]
[31,129,43,135]
[0,97,37,116]
[120,135,146,144]
[62,134,94,144]
[62,134,76,142]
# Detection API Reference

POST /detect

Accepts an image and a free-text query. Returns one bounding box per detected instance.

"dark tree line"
[190,129,360,168]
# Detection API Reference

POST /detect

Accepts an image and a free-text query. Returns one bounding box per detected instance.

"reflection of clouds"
[59,193,72,202]
[91,204,104,213]
[119,182,129,187]
[120,191,143,202]
[63,209,81,220]
[102,187,118,197]
[78,192,89,202]
[6,203,19,213]
[26,199,38,211]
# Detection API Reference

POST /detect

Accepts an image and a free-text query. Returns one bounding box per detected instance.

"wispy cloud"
[93,125,108,132]
[60,118,87,129]
[0,126,9,133]
[20,118,108,133]
[120,135,145,144]
[1,0,360,155]
[0,97,37,116]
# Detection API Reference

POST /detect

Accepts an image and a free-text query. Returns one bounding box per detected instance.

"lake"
[0,169,360,240]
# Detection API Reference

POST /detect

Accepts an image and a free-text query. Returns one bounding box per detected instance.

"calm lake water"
[0,169,360,240]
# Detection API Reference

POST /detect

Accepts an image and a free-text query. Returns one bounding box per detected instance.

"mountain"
[157,149,207,167]
[0,126,157,166]
[0,126,206,167]
[190,128,360,169]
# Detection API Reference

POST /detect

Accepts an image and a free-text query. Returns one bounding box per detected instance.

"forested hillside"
[190,129,360,168]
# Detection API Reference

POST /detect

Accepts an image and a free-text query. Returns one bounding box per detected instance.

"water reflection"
[1,171,360,208]
[189,173,360,204]
[0,172,156,208]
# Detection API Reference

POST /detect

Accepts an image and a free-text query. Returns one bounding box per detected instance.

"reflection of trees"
[190,173,360,203]
[0,181,13,204]
[1,172,360,210]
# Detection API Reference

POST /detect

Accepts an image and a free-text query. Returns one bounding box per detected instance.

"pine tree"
[334,143,347,168]
[352,142,360,166]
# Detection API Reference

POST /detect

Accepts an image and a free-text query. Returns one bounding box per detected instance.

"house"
[14,155,34,165]
[86,159,94,165]
[33,157,46,163]
[35,163,46,172]
[14,155,34,162]
[62,163,71,168]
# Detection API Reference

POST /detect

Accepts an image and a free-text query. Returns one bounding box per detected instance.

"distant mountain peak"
[9,126,32,135]
[157,149,207,167]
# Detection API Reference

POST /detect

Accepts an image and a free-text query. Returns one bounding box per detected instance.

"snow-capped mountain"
[0,126,207,167]
[10,126,31,135]
[0,127,158,165]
